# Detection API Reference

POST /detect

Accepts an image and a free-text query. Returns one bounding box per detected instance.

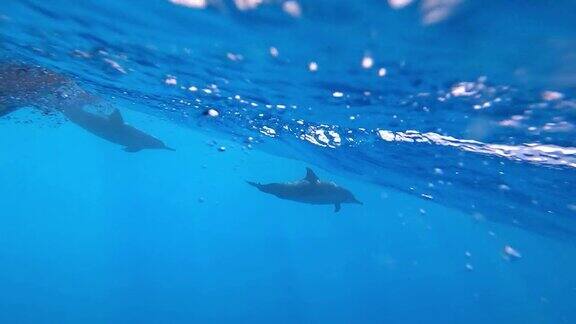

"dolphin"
[61,106,174,152]
[1,63,174,152]
[247,167,362,212]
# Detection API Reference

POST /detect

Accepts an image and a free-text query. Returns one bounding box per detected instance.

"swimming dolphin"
[247,167,362,212]
[1,63,173,152]
[62,106,174,152]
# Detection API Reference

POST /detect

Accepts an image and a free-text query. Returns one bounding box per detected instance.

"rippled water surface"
[1,0,576,323]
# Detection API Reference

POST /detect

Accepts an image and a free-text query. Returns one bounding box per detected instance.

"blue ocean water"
[1,0,576,323]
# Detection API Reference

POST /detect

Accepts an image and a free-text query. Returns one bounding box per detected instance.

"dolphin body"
[248,168,362,212]
[62,106,174,152]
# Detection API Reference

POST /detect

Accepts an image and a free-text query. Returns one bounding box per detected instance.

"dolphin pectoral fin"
[123,146,142,153]
[304,167,320,183]
[334,203,341,213]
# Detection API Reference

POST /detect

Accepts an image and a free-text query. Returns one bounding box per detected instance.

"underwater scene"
[1,0,576,323]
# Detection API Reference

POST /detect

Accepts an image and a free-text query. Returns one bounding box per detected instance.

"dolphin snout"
[163,146,176,151]
[246,181,265,191]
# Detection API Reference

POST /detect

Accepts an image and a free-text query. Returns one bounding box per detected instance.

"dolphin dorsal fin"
[304,167,320,183]
[109,109,124,125]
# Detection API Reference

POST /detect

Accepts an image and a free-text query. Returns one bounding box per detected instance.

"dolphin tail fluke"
[334,203,341,212]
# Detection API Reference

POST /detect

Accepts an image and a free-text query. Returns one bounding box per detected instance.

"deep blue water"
[1,0,576,323]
